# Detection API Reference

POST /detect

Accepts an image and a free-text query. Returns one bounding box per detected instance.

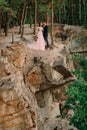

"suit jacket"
[43,25,48,37]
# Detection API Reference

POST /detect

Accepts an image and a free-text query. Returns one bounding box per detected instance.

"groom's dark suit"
[43,24,49,48]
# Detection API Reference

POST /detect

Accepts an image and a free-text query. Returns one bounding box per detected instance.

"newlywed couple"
[28,22,49,50]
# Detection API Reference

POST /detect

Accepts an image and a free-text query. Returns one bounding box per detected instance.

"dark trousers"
[44,36,49,48]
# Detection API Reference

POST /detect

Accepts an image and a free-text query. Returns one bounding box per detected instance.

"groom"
[43,22,49,49]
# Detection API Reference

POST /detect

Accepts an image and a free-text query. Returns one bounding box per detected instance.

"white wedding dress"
[28,27,46,50]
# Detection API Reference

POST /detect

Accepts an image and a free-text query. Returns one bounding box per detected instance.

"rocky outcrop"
[0,38,76,130]
[55,24,82,42]
[69,36,87,53]
[0,43,37,130]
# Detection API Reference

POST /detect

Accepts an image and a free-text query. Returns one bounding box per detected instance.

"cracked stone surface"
[0,24,80,130]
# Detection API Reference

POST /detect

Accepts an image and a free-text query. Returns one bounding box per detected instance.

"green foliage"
[12,0,23,11]
[38,3,47,13]
[1,0,87,33]
[37,1,51,22]
[0,0,8,12]
[25,18,29,24]
[0,0,17,16]
[65,54,87,130]
[0,0,7,6]
[1,0,87,28]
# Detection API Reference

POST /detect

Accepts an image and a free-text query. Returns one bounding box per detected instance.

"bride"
[28,22,46,50]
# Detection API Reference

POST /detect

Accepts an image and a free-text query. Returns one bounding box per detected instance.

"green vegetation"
[0,0,87,32]
[65,54,87,130]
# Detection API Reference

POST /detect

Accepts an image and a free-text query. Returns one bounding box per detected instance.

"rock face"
[0,43,37,130]
[69,36,87,53]
[0,39,76,130]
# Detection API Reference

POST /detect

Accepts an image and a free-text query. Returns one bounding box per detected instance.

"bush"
[65,54,87,130]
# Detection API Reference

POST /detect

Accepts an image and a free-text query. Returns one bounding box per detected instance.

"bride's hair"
[39,22,40,27]
[39,22,43,27]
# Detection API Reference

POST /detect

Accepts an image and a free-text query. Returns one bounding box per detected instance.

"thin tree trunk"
[59,9,61,23]
[4,0,14,36]
[51,0,54,46]
[67,0,71,24]
[57,12,59,23]
[12,32,14,44]
[5,12,10,36]
[34,0,37,35]
[83,0,86,25]
[57,11,59,23]
[63,3,66,24]
[61,8,64,24]
[71,0,74,25]
[79,0,81,25]
[30,15,33,28]
[67,1,69,24]
[0,13,2,35]
[19,1,26,34]
[29,4,33,28]
[21,5,28,38]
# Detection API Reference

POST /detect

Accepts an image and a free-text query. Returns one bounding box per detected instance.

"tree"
[4,0,15,36]
[79,0,82,25]
[0,0,7,35]
[20,0,28,37]
[1,0,87,37]
[51,0,54,45]
[34,0,37,35]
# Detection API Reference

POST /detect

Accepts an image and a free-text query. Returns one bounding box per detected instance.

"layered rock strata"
[0,42,76,130]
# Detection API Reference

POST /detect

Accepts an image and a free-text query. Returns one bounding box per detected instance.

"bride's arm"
[36,27,40,36]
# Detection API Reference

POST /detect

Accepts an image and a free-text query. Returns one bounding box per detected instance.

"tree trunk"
[19,1,26,34]
[61,8,63,24]
[4,12,10,36]
[71,0,74,25]
[79,0,81,25]
[29,4,33,28]
[0,12,2,35]
[4,0,14,36]
[68,0,71,24]
[63,3,66,24]
[83,0,86,25]
[34,0,37,35]
[59,9,61,23]
[51,0,54,46]
[30,15,33,28]
[21,5,28,38]
[12,32,14,44]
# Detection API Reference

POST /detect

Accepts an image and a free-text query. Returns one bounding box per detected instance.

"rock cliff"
[0,25,83,130]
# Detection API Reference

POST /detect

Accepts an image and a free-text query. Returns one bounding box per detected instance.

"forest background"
[0,0,87,36]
